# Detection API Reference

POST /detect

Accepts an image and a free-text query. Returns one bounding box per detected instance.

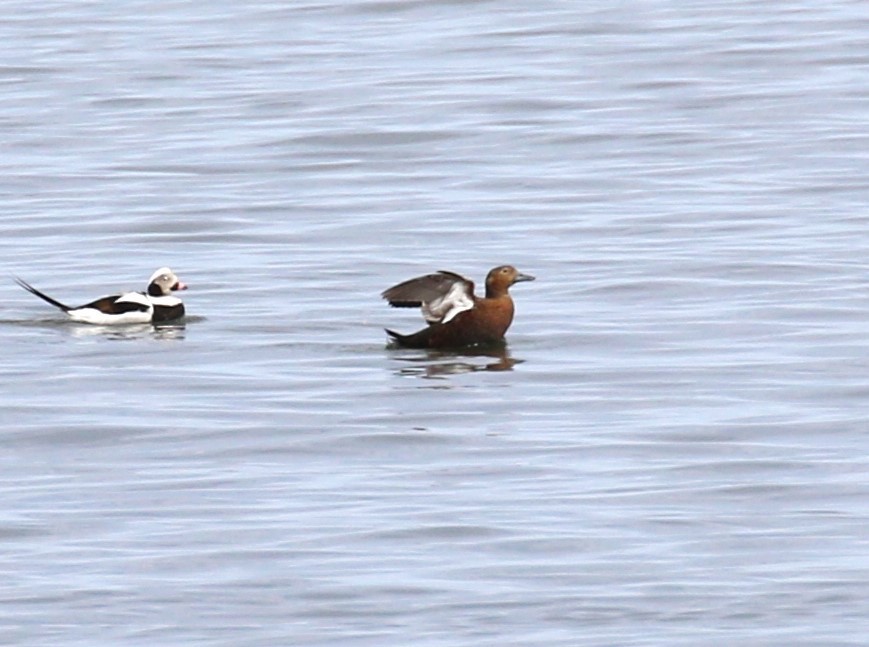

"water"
[1,1,868,645]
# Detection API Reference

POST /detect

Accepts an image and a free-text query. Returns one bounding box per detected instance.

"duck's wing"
[382,271,475,324]
[422,280,476,324]
[81,292,150,315]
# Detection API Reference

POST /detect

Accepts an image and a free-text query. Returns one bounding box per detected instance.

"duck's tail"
[384,327,434,349]
[14,277,71,312]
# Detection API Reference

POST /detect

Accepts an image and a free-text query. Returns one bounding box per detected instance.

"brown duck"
[382,265,535,349]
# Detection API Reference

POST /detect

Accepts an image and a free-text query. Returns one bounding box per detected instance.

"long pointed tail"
[14,277,71,312]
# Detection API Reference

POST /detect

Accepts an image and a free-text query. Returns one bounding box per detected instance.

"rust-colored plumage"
[381,265,535,349]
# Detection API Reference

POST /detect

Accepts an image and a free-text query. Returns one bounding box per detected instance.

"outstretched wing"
[382,271,476,324]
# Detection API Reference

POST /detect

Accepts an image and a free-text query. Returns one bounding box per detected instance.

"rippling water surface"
[2,1,868,645]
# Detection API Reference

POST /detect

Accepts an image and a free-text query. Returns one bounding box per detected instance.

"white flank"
[67,291,153,325]
[67,307,153,325]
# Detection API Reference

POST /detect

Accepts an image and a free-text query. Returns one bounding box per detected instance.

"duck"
[382,265,534,348]
[15,267,187,325]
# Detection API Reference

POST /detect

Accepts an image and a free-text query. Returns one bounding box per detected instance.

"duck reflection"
[67,321,187,341]
[390,344,522,378]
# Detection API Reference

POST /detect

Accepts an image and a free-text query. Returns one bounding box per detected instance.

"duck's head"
[147,267,187,297]
[485,265,535,296]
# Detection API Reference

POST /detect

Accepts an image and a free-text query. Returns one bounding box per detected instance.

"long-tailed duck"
[15,267,187,325]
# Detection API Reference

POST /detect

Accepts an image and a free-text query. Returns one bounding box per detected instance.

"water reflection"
[0,318,190,341]
[152,322,187,341]
[69,322,187,341]
[390,345,522,379]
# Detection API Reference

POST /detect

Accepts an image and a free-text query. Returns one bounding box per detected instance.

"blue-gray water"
[1,1,868,645]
